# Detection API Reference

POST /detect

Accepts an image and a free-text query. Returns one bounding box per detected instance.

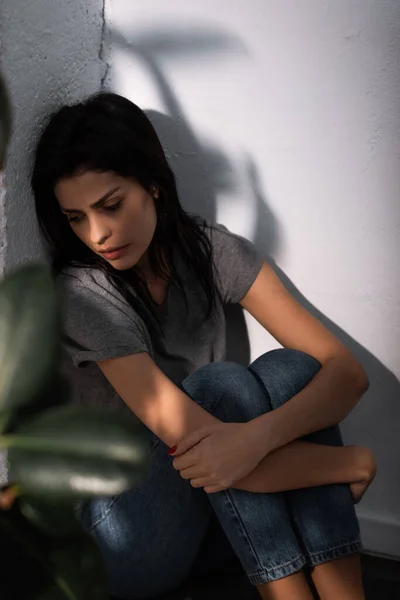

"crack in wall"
[100,0,111,89]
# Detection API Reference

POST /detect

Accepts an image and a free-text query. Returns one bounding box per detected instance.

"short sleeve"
[59,269,152,368]
[209,224,264,304]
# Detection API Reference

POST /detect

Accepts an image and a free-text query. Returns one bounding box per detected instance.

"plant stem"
[55,576,79,600]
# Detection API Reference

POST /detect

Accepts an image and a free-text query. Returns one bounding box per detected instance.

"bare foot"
[350,447,376,504]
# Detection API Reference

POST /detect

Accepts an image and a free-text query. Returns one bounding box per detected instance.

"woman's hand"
[170,422,266,493]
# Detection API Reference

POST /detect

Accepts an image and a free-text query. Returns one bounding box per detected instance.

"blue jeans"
[78,349,361,599]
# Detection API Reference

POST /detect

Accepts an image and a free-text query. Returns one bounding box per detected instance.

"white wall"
[0,0,105,481]
[104,0,400,557]
[0,0,105,272]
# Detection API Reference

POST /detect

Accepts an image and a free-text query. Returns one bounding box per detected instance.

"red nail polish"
[168,445,177,455]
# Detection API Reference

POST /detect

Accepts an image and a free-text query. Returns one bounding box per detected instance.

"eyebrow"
[61,187,121,213]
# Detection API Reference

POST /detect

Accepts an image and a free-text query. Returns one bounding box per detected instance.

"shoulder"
[203,220,260,264]
[199,220,264,304]
[58,266,114,295]
[57,266,152,367]
[57,266,143,327]
[199,220,246,255]
[58,266,128,309]
[201,220,235,241]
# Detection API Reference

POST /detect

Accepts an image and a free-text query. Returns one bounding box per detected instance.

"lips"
[99,244,130,261]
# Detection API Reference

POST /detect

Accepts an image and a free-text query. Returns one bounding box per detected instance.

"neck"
[136,252,153,279]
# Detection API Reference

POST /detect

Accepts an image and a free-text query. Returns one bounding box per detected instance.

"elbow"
[358,371,370,396]
[332,352,369,400]
[350,361,369,397]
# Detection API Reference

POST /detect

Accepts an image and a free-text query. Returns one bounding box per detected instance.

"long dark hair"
[32,93,219,338]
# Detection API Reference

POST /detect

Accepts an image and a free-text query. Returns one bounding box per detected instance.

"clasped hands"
[170,421,267,493]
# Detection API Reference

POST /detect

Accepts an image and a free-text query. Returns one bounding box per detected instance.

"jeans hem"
[247,554,307,585]
[307,539,363,567]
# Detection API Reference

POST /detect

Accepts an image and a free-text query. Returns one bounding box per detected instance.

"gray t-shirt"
[60,223,263,410]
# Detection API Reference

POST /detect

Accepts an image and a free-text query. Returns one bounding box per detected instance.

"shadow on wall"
[107,25,400,454]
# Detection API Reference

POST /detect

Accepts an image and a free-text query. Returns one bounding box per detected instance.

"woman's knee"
[249,349,321,410]
[251,348,321,377]
[183,361,248,405]
[182,361,269,422]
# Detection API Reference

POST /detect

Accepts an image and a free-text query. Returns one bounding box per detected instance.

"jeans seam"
[247,554,307,585]
[251,552,305,573]
[219,489,268,574]
[90,495,119,530]
[307,539,362,559]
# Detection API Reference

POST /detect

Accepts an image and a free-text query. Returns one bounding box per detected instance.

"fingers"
[171,427,211,457]
[179,467,204,481]
[180,475,227,493]
[204,485,225,494]
[172,447,198,471]
[189,478,209,489]
[187,478,222,492]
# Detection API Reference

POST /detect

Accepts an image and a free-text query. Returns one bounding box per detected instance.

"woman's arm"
[240,262,369,455]
[98,352,219,448]
[233,441,373,494]
[98,352,373,494]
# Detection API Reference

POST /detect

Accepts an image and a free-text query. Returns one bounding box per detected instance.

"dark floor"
[2,513,399,599]
[146,554,400,600]
[361,554,400,600]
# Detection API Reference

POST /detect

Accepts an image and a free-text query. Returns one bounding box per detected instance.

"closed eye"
[66,214,83,224]
[103,200,123,213]
[63,199,123,223]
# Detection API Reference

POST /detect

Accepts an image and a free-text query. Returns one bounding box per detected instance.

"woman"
[32,93,375,600]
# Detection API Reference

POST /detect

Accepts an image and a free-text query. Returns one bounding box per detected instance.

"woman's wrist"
[246,418,375,484]
[244,416,277,459]
[251,407,291,455]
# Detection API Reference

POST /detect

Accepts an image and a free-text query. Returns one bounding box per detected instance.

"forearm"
[98,353,220,448]
[234,441,364,493]
[253,354,368,455]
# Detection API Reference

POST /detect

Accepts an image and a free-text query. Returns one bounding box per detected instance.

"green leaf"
[35,585,78,600]
[0,72,12,170]
[0,265,60,412]
[8,405,148,499]
[35,588,75,600]
[0,408,12,433]
[7,370,72,434]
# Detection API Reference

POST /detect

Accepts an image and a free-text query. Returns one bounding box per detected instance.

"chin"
[108,258,137,271]
[109,251,144,271]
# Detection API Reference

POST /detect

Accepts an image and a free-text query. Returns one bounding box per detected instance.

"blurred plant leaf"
[7,370,71,434]
[0,72,12,170]
[8,405,148,499]
[32,532,109,600]
[0,265,60,412]
[0,499,108,600]
[0,408,12,433]
[33,530,108,600]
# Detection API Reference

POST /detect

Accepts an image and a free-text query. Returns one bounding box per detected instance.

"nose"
[89,216,112,247]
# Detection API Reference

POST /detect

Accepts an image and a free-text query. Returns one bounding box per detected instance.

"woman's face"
[55,171,158,270]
